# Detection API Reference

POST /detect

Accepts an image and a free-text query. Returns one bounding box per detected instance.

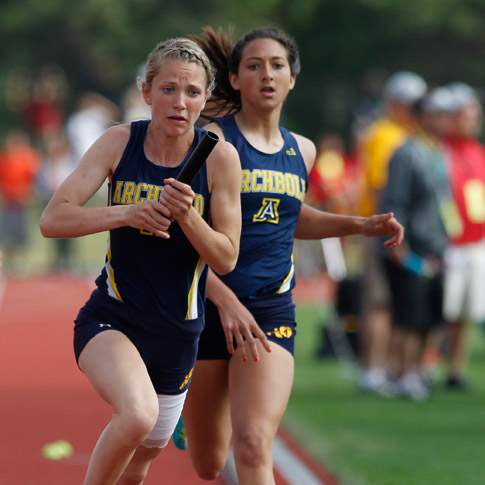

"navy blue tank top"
[94,120,210,335]
[217,116,308,298]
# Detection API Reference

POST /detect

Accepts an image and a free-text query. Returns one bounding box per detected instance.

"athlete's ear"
[229,72,240,91]
[289,74,296,91]
[141,82,152,106]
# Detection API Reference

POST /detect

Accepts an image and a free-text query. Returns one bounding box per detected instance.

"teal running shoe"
[172,416,187,450]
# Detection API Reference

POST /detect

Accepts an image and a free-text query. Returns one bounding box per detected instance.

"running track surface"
[0,275,337,485]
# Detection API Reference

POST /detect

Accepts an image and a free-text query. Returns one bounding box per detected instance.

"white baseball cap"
[421,87,456,113]
[384,71,427,104]
[446,82,478,110]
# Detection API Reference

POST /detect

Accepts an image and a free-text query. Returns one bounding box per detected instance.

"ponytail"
[191,27,242,119]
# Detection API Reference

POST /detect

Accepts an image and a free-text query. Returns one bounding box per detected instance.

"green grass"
[285,304,485,485]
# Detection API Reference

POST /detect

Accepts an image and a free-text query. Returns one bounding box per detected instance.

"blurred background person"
[19,66,65,150]
[65,92,120,202]
[357,71,427,393]
[379,88,456,400]
[308,132,364,359]
[37,134,76,272]
[122,64,152,122]
[298,133,351,278]
[441,82,485,390]
[309,132,363,214]
[0,130,40,273]
[66,91,120,164]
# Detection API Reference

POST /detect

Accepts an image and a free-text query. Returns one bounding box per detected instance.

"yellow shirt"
[358,118,410,215]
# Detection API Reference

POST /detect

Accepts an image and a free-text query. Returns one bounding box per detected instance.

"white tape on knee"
[142,391,187,448]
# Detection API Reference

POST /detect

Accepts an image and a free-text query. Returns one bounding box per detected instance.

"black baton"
[176,130,219,183]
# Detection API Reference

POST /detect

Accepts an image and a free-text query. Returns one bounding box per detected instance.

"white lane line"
[273,436,326,485]
[221,437,326,485]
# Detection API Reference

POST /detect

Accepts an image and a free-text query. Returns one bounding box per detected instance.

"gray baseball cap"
[384,71,427,104]
[446,82,478,110]
[421,87,457,113]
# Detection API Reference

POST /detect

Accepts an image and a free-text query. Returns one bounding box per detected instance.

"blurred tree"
[1,0,485,140]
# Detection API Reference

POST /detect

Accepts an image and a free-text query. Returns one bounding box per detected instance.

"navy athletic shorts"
[197,291,297,360]
[74,290,199,395]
